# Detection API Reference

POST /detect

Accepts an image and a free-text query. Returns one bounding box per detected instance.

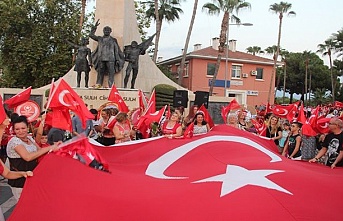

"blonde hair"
[267,115,280,134]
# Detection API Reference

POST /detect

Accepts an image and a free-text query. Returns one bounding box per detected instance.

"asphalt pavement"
[0,160,17,220]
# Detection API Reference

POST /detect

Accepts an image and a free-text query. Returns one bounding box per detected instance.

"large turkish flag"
[9,125,343,221]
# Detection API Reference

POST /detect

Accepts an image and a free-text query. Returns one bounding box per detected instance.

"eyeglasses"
[329,122,337,125]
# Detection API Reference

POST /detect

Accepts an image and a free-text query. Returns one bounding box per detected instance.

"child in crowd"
[279,121,291,154]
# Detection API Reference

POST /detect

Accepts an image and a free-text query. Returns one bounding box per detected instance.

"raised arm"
[89,19,100,41]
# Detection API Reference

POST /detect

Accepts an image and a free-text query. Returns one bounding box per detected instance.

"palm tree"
[178,0,199,86]
[279,49,289,103]
[332,28,343,58]
[268,2,296,104]
[145,0,184,63]
[302,50,311,105]
[317,39,336,102]
[246,46,264,55]
[202,0,251,96]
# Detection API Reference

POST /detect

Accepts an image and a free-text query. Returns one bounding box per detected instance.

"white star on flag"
[193,165,292,197]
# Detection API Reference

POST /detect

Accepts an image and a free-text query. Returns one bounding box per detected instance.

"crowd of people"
[1,101,343,219]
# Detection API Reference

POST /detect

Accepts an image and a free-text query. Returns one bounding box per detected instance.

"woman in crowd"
[6,116,59,201]
[113,113,133,144]
[265,115,282,147]
[237,110,248,130]
[227,113,241,129]
[282,122,302,160]
[0,118,33,221]
[96,108,116,146]
[183,105,198,127]
[161,112,183,139]
[193,112,210,135]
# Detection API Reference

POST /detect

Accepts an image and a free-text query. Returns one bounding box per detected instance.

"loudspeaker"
[173,90,188,108]
[194,91,209,109]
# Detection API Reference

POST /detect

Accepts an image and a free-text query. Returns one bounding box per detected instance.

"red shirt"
[162,121,181,135]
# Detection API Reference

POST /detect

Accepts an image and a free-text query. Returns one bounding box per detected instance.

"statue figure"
[67,38,92,88]
[90,19,124,88]
[123,34,155,89]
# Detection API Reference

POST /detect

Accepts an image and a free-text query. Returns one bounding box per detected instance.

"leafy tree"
[135,1,152,41]
[0,0,80,88]
[268,1,296,103]
[279,52,332,103]
[202,0,251,96]
[145,0,184,63]
[246,46,264,55]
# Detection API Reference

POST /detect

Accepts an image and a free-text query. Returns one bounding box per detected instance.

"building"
[158,38,278,107]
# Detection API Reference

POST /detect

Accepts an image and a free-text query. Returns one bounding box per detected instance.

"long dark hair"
[193,112,207,126]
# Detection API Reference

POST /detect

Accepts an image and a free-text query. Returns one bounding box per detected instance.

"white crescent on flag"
[58,90,71,107]
[275,108,288,116]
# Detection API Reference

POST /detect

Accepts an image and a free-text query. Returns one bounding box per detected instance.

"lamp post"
[224,22,253,97]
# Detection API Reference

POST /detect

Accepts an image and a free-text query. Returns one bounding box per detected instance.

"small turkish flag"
[108,85,129,113]
[4,87,31,109]
[48,79,93,128]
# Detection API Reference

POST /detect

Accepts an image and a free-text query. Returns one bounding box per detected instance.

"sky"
[141,0,343,65]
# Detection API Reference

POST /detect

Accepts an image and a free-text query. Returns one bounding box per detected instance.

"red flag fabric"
[251,118,267,136]
[135,106,167,139]
[0,95,7,123]
[272,104,297,122]
[334,101,343,108]
[9,125,343,221]
[198,105,214,129]
[138,89,148,113]
[145,89,156,114]
[183,122,194,138]
[108,85,129,113]
[54,136,109,172]
[51,109,72,131]
[266,102,272,114]
[4,87,31,109]
[296,103,307,124]
[48,79,93,128]
[221,98,241,124]
[315,116,330,134]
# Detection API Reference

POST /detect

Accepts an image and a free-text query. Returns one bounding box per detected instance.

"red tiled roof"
[159,46,275,65]
[191,46,274,63]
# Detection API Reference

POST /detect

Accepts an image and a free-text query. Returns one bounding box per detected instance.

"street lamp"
[224,22,253,97]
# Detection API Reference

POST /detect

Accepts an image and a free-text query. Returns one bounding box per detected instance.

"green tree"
[0,0,80,88]
[281,52,332,103]
[317,39,336,101]
[312,88,330,106]
[268,1,296,103]
[246,46,264,55]
[145,0,184,63]
[178,0,198,86]
[135,1,152,41]
[202,0,251,96]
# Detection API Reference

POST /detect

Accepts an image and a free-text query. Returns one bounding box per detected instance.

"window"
[256,68,263,79]
[231,65,242,78]
[184,63,189,77]
[207,63,216,76]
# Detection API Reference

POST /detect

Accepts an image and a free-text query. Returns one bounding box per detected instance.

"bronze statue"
[67,38,92,88]
[123,34,155,89]
[90,19,124,88]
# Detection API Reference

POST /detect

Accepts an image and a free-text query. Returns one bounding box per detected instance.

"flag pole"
[44,78,56,112]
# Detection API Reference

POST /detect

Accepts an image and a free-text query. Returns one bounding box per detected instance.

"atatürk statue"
[90,19,124,88]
